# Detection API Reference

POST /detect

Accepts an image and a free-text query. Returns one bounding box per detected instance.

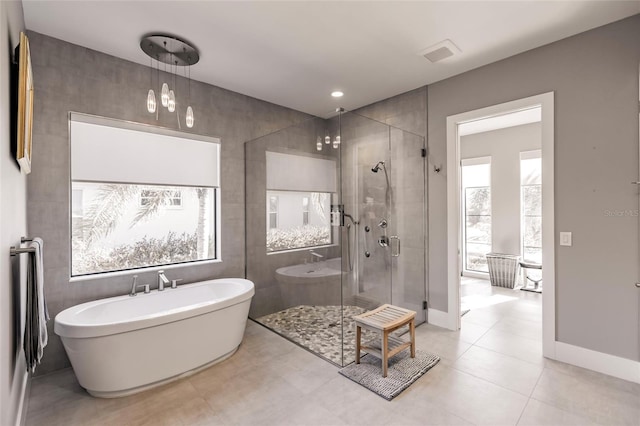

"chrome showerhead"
[371,161,385,173]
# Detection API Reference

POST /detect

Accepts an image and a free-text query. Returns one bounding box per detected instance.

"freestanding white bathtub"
[55,278,254,398]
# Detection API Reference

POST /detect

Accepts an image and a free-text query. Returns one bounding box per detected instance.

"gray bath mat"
[338,350,440,400]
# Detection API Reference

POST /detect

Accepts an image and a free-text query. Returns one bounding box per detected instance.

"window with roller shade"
[265,151,335,252]
[69,114,221,276]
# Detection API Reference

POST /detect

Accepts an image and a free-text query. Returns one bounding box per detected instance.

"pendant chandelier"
[140,34,199,128]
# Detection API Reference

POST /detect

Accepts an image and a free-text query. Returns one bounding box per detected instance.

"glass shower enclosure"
[245,110,426,366]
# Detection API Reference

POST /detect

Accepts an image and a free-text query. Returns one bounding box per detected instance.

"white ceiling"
[23,1,640,118]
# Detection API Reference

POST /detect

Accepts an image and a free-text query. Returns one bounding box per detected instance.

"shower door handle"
[390,236,400,257]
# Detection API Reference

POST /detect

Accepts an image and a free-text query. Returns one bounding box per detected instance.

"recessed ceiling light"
[331,91,344,98]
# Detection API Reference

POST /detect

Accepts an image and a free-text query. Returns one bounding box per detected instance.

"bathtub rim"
[55,278,254,339]
[275,257,342,279]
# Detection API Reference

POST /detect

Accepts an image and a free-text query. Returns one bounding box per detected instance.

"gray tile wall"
[27,32,310,375]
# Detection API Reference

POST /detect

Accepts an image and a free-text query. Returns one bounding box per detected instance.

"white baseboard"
[13,370,28,426]
[554,342,640,384]
[428,308,454,329]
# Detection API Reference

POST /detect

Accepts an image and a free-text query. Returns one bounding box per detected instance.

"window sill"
[267,244,338,256]
[462,270,489,280]
[69,258,223,282]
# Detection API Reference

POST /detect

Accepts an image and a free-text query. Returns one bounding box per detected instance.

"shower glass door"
[339,112,426,365]
[390,127,427,324]
[246,110,426,367]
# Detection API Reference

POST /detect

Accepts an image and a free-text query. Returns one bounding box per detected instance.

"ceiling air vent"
[417,39,461,63]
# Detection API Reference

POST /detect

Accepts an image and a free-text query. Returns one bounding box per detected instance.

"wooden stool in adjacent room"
[353,304,416,377]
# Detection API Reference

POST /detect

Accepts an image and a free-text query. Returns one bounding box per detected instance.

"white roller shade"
[70,115,220,187]
[266,151,336,193]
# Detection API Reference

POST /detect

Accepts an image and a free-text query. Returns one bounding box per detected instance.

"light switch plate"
[560,232,572,246]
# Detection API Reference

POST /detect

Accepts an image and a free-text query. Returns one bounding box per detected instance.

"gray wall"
[428,14,640,361]
[26,31,310,375]
[0,2,27,424]
[355,86,427,138]
[461,123,542,256]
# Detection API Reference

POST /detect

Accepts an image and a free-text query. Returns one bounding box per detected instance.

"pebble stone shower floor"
[257,305,373,365]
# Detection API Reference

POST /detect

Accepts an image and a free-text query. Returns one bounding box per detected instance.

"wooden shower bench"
[354,304,416,377]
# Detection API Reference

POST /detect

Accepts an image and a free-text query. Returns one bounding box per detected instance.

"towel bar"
[10,247,36,256]
[10,236,38,256]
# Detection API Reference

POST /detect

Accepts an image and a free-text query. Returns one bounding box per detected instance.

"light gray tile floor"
[26,278,640,425]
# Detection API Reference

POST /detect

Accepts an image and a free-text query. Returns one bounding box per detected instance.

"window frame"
[70,181,218,277]
[265,190,332,253]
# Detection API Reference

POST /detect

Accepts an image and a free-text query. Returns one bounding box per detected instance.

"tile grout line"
[471,342,544,368]
[469,308,544,365]
[448,361,538,400]
[513,359,547,425]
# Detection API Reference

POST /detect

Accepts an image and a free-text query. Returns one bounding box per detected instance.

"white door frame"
[445,92,556,358]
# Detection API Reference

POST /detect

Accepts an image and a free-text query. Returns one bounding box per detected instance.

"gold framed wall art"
[16,31,34,174]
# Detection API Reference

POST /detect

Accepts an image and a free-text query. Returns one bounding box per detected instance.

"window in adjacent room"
[69,114,221,277]
[461,157,492,273]
[521,150,542,264]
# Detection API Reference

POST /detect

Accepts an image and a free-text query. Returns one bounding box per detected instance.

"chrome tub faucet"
[158,270,170,291]
[310,250,323,263]
[129,275,150,296]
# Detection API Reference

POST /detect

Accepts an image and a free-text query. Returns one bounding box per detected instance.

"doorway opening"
[446,93,555,358]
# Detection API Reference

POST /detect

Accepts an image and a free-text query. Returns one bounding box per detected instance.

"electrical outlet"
[560,232,572,246]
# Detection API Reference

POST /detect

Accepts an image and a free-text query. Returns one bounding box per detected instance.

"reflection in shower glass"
[266,190,331,252]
